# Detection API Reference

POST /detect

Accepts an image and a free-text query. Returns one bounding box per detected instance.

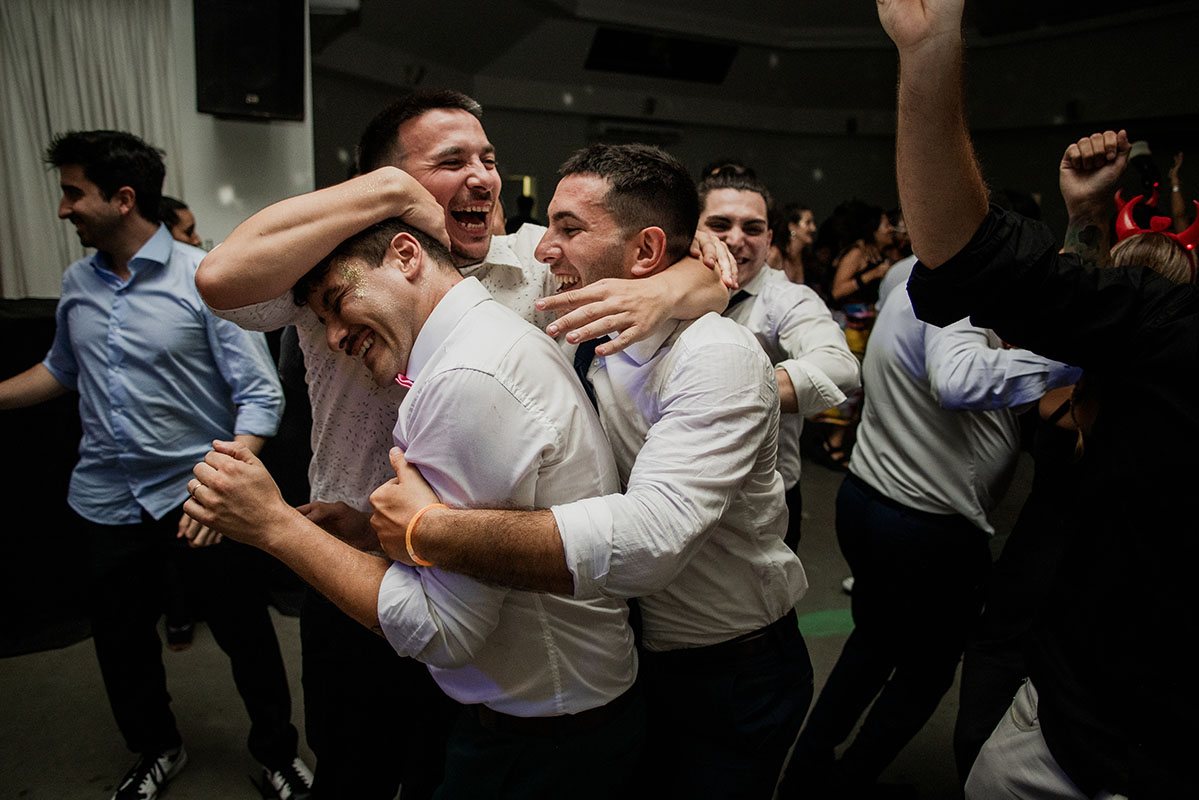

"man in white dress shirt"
[777,277,1080,797]
[696,167,860,550]
[187,219,645,797]
[195,89,730,798]
[368,143,813,798]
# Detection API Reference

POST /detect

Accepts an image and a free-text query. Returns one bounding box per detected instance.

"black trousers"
[81,506,298,765]
[434,688,646,799]
[782,475,991,792]
[640,611,814,799]
[299,588,457,800]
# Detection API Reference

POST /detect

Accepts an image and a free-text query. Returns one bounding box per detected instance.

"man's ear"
[388,231,424,279]
[629,226,670,277]
[113,186,137,216]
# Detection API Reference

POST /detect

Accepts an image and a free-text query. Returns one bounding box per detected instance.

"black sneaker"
[260,756,314,800]
[112,746,187,800]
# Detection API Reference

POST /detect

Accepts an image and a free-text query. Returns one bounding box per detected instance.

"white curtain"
[0,0,183,298]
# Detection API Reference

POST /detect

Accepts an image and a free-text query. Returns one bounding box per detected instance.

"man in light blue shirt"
[0,130,308,800]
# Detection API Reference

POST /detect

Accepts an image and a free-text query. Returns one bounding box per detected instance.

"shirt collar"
[738,265,772,297]
[405,277,490,383]
[459,233,522,279]
[89,224,173,280]
[618,318,685,366]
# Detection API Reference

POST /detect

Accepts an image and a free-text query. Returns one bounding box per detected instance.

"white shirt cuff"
[778,359,847,417]
[551,495,616,601]
[377,561,438,658]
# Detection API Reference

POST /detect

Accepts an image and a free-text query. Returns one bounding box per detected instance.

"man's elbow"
[834,353,863,395]
[195,251,241,310]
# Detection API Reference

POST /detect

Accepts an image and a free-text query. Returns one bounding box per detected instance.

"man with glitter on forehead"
[188,212,648,797]
[195,89,734,798]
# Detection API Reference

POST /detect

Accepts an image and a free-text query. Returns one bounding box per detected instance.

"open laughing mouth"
[554,273,580,293]
[348,329,375,360]
[449,203,491,233]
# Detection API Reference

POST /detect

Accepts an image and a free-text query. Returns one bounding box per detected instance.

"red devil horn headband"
[1115,186,1160,212]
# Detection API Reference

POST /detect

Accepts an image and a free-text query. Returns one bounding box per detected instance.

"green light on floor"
[796,609,854,638]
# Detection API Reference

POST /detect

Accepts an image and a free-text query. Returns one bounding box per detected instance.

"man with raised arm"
[878,1,1196,796]
[194,89,732,799]
[366,144,812,798]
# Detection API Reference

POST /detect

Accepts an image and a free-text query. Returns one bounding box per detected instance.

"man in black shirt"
[878,0,1196,796]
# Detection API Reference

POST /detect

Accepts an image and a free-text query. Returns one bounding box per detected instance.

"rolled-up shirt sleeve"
[378,563,509,669]
[554,336,779,600]
[774,285,859,416]
[203,311,283,437]
[43,287,79,391]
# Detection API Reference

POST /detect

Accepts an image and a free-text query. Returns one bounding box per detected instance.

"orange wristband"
[406,503,446,567]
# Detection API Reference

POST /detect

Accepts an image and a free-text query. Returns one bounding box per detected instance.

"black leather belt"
[463,683,641,738]
[641,609,799,666]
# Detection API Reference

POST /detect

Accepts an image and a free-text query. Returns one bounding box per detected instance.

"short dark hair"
[292,218,456,305]
[45,130,165,222]
[697,166,774,221]
[356,89,483,173]
[160,196,189,228]
[559,143,698,263]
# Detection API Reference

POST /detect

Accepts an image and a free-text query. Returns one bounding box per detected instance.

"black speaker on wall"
[194,0,305,121]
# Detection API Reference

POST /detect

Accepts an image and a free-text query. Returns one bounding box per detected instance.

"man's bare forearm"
[260,510,392,632]
[196,167,439,310]
[1062,215,1112,267]
[412,507,575,594]
[0,363,68,411]
[894,35,989,269]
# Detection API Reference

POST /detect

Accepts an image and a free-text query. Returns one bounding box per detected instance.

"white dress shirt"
[875,253,918,313]
[851,283,1082,532]
[211,230,551,509]
[377,278,635,717]
[723,268,860,488]
[552,313,809,652]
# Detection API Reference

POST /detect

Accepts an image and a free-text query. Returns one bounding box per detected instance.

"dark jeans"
[639,611,814,799]
[300,588,457,800]
[781,474,991,792]
[434,688,646,800]
[81,507,298,765]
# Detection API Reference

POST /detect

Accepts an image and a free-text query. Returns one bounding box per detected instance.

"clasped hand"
[369,447,441,566]
[184,439,296,549]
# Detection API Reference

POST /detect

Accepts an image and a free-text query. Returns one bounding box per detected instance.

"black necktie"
[727,290,751,310]
[573,337,604,411]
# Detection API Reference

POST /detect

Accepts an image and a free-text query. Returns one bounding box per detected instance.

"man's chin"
[450,234,492,265]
